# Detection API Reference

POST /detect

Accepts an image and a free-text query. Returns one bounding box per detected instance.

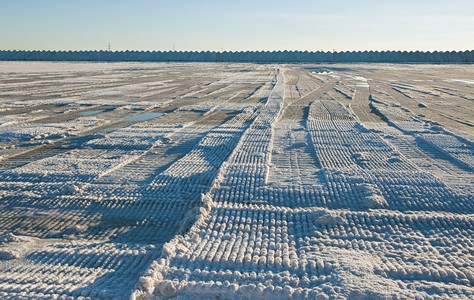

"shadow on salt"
[124,112,163,122]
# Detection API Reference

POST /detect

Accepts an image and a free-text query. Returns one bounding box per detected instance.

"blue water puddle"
[80,110,105,116]
[124,112,163,122]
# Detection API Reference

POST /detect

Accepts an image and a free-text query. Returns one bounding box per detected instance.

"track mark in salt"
[79,109,105,116]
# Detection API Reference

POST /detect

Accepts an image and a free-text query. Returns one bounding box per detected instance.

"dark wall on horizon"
[0,50,472,63]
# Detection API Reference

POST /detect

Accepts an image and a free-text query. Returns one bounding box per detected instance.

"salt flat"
[0,62,472,299]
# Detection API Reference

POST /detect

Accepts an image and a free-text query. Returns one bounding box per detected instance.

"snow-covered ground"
[0,62,472,299]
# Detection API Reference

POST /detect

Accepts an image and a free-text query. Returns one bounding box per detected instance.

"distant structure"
[108,43,111,52]
[0,50,473,63]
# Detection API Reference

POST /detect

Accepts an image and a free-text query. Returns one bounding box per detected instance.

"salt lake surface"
[0,62,472,299]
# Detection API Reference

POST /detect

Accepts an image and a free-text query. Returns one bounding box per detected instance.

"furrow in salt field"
[132,67,287,299]
[267,69,324,188]
[368,92,474,193]
[133,65,473,300]
[0,63,275,299]
[0,62,472,300]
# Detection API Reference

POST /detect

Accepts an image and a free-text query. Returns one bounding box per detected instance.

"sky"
[1,0,473,52]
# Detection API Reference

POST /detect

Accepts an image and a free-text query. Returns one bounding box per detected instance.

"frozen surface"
[0,62,472,299]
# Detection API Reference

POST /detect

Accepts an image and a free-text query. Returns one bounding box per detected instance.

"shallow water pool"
[124,112,163,122]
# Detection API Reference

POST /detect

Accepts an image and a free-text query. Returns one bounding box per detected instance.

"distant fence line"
[0,50,473,63]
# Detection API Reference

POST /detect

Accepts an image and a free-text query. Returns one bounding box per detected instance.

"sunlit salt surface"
[446,79,474,85]
[124,112,163,122]
[79,110,105,116]
[0,62,472,300]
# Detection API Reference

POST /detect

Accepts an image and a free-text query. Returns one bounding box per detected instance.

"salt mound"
[314,211,345,226]
[0,233,31,245]
[357,183,388,209]
[155,281,177,298]
[362,194,388,209]
[64,184,82,194]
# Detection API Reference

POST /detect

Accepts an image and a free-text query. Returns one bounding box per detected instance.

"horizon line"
[2,49,473,53]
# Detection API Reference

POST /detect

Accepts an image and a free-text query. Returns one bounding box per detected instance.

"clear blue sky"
[1,0,473,51]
